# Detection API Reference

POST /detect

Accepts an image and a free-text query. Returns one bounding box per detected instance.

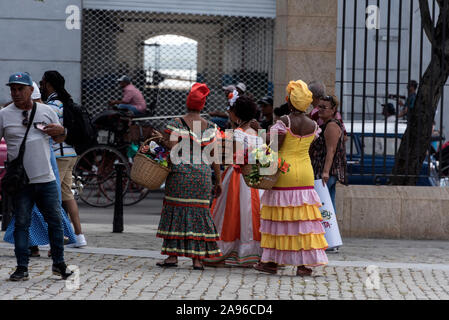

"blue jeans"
[326,175,338,215]
[117,104,144,116]
[13,181,65,267]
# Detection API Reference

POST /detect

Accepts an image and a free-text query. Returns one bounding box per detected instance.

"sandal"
[192,258,204,270]
[253,262,277,274]
[296,266,313,277]
[193,265,204,271]
[156,259,178,268]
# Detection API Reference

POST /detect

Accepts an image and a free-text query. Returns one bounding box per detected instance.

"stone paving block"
[2,233,449,300]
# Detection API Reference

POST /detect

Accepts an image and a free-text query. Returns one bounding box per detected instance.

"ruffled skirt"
[157,168,222,259]
[260,188,328,267]
[204,166,263,267]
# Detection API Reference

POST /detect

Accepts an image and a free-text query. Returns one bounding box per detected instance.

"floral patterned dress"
[156,118,222,259]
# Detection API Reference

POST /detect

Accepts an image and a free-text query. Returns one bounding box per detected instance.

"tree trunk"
[392,1,449,185]
[392,57,449,185]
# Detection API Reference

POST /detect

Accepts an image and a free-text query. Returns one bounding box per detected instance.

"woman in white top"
[204,95,264,267]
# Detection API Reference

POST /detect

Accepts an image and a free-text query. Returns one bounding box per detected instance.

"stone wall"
[336,185,449,240]
[274,0,338,107]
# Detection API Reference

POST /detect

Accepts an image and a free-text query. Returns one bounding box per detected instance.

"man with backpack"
[40,70,88,248]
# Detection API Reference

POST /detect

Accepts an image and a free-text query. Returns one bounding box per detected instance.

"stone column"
[274,0,338,107]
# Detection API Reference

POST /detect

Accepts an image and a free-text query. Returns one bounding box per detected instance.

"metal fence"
[81,9,274,123]
[336,0,448,186]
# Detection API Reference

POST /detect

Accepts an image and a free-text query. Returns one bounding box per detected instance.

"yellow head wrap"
[286,80,313,112]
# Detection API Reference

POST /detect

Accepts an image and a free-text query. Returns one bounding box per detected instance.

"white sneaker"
[73,234,87,248]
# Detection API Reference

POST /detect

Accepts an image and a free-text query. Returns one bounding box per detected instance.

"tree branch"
[419,0,436,46]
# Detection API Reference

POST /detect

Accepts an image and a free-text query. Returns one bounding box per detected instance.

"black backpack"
[62,101,98,155]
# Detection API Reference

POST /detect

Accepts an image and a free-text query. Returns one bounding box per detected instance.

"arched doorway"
[144,34,198,90]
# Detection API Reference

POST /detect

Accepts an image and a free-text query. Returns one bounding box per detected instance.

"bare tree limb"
[419,0,435,46]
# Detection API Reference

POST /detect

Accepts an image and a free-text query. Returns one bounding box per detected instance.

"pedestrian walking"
[3,78,76,257]
[3,147,77,256]
[155,83,222,270]
[1,72,73,281]
[254,80,328,276]
[40,70,87,248]
[204,96,263,268]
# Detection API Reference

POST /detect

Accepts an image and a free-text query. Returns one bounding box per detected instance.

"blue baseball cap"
[6,72,33,86]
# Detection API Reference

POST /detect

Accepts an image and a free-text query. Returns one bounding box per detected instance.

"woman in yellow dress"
[254,80,328,276]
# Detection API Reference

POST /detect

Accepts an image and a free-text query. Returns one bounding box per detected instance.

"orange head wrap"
[186,83,210,111]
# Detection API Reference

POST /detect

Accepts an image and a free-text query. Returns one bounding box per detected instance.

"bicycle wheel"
[122,178,151,206]
[74,146,130,207]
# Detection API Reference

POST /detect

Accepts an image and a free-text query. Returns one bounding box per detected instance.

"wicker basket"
[242,164,280,190]
[130,138,170,190]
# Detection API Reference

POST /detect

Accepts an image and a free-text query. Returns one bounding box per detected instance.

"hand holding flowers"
[243,144,290,187]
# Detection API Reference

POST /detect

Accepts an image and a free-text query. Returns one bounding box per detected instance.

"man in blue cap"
[1,72,73,281]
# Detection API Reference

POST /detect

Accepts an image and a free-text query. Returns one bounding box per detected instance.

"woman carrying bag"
[309,95,347,253]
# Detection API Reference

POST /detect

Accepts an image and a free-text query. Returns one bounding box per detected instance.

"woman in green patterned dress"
[155,83,223,270]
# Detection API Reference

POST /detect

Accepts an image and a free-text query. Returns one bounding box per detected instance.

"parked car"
[345,122,439,186]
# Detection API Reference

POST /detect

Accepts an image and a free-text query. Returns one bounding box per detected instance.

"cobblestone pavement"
[1,224,449,300]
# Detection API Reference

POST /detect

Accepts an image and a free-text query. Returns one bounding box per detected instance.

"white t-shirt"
[387,115,397,123]
[0,102,60,183]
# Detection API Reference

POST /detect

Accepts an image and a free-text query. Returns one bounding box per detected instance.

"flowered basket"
[241,144,290,190]
[242,164,280,190]
[130,138,170,190]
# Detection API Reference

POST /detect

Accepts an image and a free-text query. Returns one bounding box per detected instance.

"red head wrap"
[186,83,210,111]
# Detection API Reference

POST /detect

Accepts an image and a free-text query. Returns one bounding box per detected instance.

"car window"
[362,136,401,156]
[346,136,358,155]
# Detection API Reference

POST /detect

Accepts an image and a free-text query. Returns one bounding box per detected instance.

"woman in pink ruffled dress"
[254,80,328,276]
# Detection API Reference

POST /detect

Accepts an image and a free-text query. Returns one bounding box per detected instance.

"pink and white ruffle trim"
[261,248,328,267]
[260,220,325,236]
[261,189,322,207]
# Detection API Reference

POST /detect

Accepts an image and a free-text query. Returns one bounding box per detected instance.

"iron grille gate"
[337,0,448,186]
[81,9,274,126]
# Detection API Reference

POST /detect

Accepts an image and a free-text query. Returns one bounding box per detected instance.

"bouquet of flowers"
[139,141,169,167]
[131,138,171,190]
[242,144,290,189]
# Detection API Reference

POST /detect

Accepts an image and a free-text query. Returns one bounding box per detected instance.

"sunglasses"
[318,105,333,110]
[22,110,29,126]
[321,95,337,107]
